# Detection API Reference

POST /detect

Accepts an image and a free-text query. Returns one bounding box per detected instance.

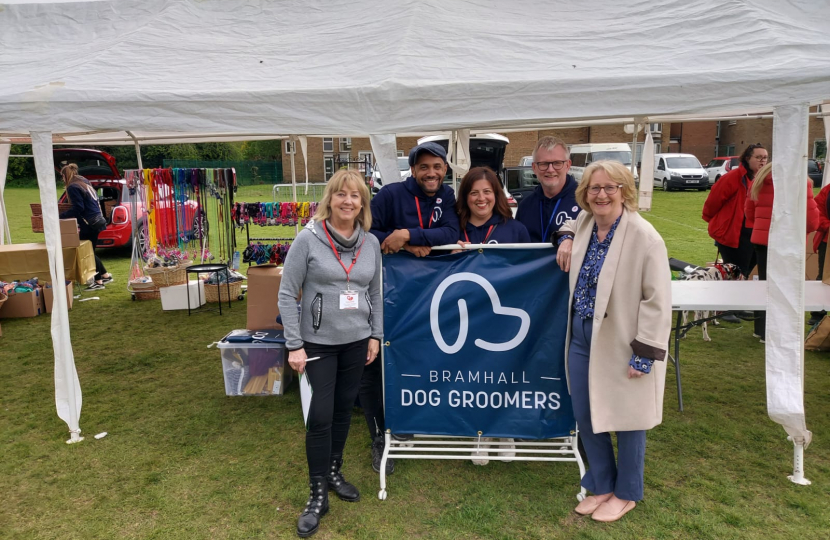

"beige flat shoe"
[592,500,636,522]
[574,495,610,515]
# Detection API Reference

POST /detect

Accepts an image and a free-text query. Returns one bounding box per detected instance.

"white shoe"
[499,438,515,462]
[471,437,492,465]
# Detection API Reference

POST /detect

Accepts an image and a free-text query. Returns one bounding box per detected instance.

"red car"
[54,148,203,253]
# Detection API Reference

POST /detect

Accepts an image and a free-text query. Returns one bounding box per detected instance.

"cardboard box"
[60,218,81,248]
[0,286,45,318]
[216,330,291,396]
[43,281,74,313]
[247,264,283,330]
[160,280,206,310]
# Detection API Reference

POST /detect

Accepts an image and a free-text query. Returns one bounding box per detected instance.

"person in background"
[453,165,529,464]
[279,169,383,538]
[366,141,460,475]
[59,164,112,290]
[808,180,830,325]
[515,136,581,243]
[744,162,819,343]
[556,160,672,522]
[702,143,767,278]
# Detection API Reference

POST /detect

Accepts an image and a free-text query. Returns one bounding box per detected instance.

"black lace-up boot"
[296,476,328,538]
[326,455,360,502]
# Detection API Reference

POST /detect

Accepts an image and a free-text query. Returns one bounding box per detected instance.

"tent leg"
[787,437,810,485]
[66,429,84,445]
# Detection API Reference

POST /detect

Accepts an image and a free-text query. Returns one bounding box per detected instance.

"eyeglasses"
[587,184,623,195]
[534,160,567,171]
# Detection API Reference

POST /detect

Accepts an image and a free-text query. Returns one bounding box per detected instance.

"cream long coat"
[562,209,673,433]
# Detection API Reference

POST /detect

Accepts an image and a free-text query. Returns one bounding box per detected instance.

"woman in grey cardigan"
[278,169,383,538]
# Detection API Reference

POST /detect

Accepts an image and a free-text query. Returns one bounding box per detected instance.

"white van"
[568,143,639,183]
[653,153,708,191]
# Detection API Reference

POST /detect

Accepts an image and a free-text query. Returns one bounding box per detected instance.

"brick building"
[717,106,826,162]
[282,114,826,183]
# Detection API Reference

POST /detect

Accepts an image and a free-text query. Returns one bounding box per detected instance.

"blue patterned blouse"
[570,216,653,374]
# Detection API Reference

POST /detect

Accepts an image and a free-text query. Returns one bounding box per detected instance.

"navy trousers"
[568,316,647,501]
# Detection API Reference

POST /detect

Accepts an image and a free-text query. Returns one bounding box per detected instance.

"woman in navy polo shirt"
[455,167,530,247]
[455,166,529,464]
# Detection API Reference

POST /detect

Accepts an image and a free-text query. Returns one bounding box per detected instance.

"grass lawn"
[1,186,829,539]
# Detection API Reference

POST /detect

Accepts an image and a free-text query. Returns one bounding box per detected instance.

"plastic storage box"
[216,329,292,396]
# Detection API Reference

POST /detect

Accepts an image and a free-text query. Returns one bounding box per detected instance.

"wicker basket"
[133,288,161,301]
[31,215,44,233]
[144,264,187,288]
[30,203,73,216]
[204,280,243,303]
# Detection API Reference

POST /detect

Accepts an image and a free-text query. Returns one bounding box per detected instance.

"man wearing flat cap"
[361,141,460,476]
[370,141,460,257]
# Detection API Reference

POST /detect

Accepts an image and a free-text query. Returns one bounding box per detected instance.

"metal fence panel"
[162,160,284,185]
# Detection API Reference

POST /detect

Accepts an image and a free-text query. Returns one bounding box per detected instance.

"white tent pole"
[768,104,811,484]
[298,136,309,195]
[638,127,655,212]
[126,130,144,170]
[0,142,12,244]
[290,137,298,235]
[630,120,641,177]
[369,134,400,189]
[31,131,83,444]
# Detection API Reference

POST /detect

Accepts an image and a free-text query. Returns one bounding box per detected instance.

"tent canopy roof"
[1,0,829,137]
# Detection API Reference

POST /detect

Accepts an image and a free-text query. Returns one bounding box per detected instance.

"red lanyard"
[464,225,494,243]
[415,197,434,229]
[322,224,366,287]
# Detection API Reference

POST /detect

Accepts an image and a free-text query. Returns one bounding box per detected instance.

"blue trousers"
[568,317,646,501]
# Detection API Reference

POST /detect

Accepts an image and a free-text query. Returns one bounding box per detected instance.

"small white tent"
[1,0,829,477]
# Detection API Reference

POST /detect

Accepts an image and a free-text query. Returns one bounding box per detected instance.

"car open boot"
[296,477,329,538]
[327,455,360,502]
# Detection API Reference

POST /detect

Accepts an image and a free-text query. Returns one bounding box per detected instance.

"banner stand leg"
[377,430,586,501]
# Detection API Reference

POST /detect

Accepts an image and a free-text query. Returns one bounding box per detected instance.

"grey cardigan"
[278,220,383,350]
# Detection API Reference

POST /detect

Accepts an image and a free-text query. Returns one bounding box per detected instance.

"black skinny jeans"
[78,223,107,280]
[303,338,369,478]
[358,355,385,440]
[717,225,756,278]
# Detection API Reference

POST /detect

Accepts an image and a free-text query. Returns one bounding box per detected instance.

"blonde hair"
[749,162,772,201]
[575,160,638,213]
[313,169,372,230]
[60,163,79,184]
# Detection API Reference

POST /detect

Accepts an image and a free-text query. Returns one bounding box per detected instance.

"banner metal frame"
[378,243,587,502]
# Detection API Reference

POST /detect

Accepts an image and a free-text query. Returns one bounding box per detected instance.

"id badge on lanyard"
[340,290,359,310]
[322,223,366,310]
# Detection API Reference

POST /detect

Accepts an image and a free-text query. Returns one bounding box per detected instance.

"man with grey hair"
[515,136,581,242]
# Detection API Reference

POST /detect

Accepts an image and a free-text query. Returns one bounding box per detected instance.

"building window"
[650,123,662,134]
[285,141,295,154]
[358,151,373,174]
[396,150,404,157]
[323,138,334,152]
[339,137,352,152]
[814,139,827,160]
[324,155,335,181]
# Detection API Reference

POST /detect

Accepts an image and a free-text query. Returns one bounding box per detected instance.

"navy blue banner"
[383,248,574,439]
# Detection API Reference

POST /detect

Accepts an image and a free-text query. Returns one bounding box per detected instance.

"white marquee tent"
[1,0,829,481]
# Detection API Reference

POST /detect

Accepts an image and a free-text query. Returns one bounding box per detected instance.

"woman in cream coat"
[556,160,672,522]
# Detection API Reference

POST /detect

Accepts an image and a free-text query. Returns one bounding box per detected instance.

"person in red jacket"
[809,183,830,324]
[702,143,768,277]
[745,162,820,342]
